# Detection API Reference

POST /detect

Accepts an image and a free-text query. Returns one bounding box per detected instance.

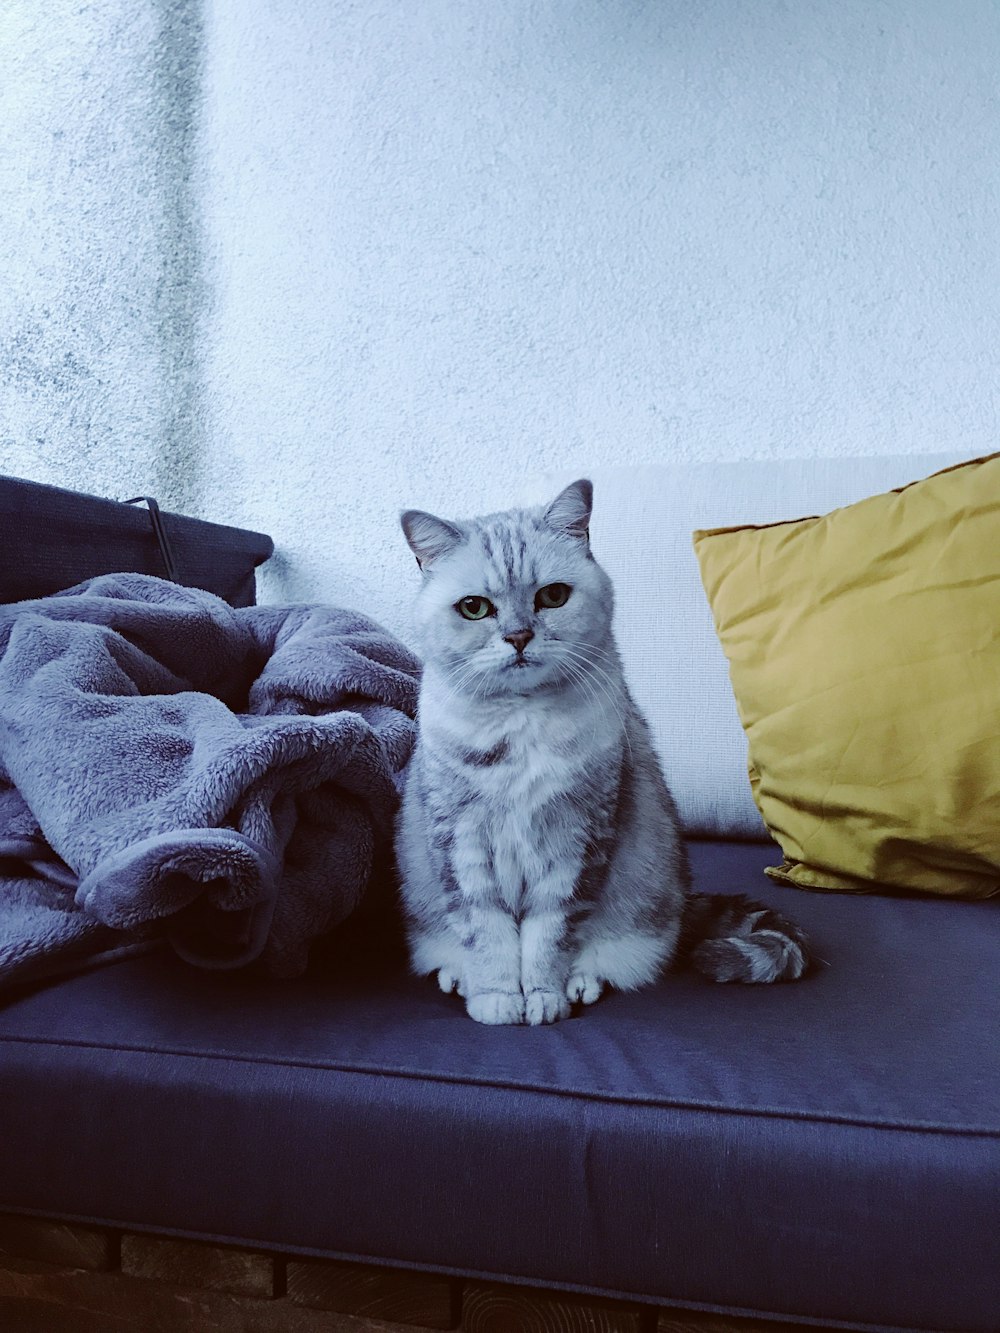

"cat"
[395,479,810,1025]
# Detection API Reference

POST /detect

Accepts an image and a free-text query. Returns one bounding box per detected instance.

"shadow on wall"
[0,0,212,505]
[256,548,302,607]
[150,0,208,516]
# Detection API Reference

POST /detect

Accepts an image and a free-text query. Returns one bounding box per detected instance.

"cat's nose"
[504,629,534,655]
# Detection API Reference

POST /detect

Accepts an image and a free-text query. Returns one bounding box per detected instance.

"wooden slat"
[287,1257,459,1328]
[462,1280,653,1333]
[0,1215,117,1272]
[121,1232,276,1298]
[0,1254,432,1333]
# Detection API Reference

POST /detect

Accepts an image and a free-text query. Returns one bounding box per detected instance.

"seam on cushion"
[0,1033,997,1138]
[0,1203,956,1333]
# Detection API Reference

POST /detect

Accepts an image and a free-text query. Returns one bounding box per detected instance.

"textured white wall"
[0,1,207,511]
[197,0,1000,637]
[3,2,999,641]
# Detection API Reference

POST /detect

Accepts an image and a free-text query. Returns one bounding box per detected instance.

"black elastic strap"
[123,495,180,583]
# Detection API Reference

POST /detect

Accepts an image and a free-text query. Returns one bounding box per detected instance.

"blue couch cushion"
[0,840,997,1332]
[0,474,273,607]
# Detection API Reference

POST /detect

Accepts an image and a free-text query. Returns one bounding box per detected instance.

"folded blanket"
[0,573,420,989]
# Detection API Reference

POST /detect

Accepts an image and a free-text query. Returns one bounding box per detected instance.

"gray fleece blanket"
[0,573,420,989]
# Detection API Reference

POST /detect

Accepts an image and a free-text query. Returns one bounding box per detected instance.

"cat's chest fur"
[422,682,615,792]
[419,680,622,910]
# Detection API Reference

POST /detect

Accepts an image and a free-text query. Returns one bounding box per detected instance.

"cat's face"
[401,481,613,699]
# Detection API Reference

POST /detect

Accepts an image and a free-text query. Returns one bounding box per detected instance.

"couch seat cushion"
[0,841,997,1333]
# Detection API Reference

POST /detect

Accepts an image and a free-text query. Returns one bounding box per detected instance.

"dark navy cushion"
[0,840,997,1332]
[0,474,273,607]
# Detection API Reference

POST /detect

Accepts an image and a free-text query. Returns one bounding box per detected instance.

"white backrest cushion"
[517,453,986,838]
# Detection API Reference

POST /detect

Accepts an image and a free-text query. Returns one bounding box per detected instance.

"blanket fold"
[0,573,420,988]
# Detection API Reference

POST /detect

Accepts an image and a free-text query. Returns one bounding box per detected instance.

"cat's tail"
[678,893,811,983]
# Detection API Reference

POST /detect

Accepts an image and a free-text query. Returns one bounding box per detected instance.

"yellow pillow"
[693,453,1000,898]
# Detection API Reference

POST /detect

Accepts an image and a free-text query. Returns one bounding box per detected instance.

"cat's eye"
[457,595,495,621]
[535,583,571,610]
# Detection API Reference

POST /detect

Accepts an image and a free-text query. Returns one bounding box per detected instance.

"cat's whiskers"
[555,654,602,713]
[553,651,634,769]
[448,658,491,704]
[554,641,634,765]
[556,643,619,706]
[557,639,623,694]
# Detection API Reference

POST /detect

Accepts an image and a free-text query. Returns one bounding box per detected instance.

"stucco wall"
[3,1,998,639]
[0,0,207,510]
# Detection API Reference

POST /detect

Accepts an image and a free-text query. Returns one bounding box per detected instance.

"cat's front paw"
[437,966,465,996]
[465,991,525,1025]
[524,989,572,1025]
[566,973,605,1006]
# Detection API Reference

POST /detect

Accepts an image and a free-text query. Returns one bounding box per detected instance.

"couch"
[0,463,997,1333]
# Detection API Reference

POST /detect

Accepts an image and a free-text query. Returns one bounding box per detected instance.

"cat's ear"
[400,509,465,570]
[543,479,592,541]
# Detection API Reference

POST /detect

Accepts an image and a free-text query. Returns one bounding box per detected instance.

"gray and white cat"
[395,480,809,1025]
